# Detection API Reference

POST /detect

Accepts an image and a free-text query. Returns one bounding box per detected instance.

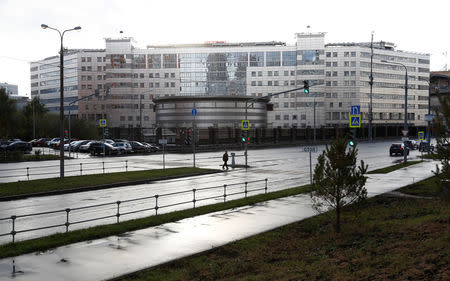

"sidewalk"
[0,161,437,281]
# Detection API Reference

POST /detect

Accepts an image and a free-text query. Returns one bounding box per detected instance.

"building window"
[268,81,272,86]
[258,81,262,86]
[258,71,262,76]
[351,52,356,57]
[326,52,331,57]
[333,52,338,57]
[275,115,281,120]
[252,71,256,77]
[284,71,289,76]
[171,82,175,87]
[333,62,338,67]
[274,71,279,76]
[284,115,289,120]
[251,81,256,86]
[171,73,175,78]
[266,51,281,67]
[268,71,272,76]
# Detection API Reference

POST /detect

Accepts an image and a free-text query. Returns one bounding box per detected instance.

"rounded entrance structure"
[153,95,268,129]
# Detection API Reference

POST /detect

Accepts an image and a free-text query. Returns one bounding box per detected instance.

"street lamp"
[41,24,81,178]
[381,60,408,163]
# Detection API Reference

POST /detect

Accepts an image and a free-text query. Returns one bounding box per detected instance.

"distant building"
[9,95,29,110]
[31,32,430,138]
[0,82,18,96]
[430,70,450,116]
[30,49,106,117]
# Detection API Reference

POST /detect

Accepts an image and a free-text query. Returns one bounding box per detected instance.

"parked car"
[142,142,160,152]
[113,142,132,154]
[70,140,90,152]
[403,140,417,150]
[100,139,115,145]
[64,140,82,151]
[5,141,32,153]
[390,143,409,156]
[129,141,150,153]
[47,138,61,148]
[33,138,51,147]
[419,141,434,152]
[90,142,118,156]
[79,141,98,153]
[0,140,12,151]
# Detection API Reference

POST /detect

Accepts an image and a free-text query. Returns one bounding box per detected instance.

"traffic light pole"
[244,84,310,168]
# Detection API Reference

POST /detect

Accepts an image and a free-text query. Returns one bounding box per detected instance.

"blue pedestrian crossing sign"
[350,105,360,115]
[349,115,361,128]
[242,120,250,130]
[99,119,107,127]
[418,131,424,141]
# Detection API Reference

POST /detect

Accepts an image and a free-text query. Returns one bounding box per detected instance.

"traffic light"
[303,80,309,94]
[241,133,246,143]
[186,129,191,145]
[247,137,251,144]
[349,129,356,148]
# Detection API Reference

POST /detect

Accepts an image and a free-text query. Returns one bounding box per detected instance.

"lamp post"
[41,24,81,178]
[381,60,408,163]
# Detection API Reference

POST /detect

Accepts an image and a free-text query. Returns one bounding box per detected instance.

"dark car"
[5,141,32,153]
[403,140,417,150]
[72,140,90,152]
[419,141,434,152]
[0,140,12,151]
[142,142,160,152]
[389,143,409,156]
[90,142,118,156]
[35,138,51,147]
[129,141,150,153]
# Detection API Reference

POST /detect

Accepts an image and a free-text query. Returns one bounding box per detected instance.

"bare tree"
[311,137,368,232]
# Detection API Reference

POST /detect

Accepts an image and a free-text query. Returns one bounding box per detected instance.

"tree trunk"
[335,201,341,233]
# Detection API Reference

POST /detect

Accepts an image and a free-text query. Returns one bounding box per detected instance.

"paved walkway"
[0,161,437,281]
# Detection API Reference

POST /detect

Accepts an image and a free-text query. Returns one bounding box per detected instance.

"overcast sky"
[1,0,449,97]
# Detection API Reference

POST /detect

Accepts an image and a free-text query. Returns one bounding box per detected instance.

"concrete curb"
[0,170,222,202]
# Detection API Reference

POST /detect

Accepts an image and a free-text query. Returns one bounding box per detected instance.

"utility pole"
[368,31,374,142]
[32,99,36,139]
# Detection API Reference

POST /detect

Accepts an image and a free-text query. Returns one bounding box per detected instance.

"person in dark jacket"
[222,151,229,170]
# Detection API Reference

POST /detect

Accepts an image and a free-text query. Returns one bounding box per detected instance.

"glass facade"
[179,52,248,96]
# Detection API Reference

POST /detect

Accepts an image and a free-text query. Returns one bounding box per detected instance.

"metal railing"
[0,160,130,181]
[0,178,273,244]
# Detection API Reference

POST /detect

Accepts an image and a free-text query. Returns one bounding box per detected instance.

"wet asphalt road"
[0,140,429,243]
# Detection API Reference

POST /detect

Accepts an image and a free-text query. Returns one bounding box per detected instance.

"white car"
[113,142,132,154]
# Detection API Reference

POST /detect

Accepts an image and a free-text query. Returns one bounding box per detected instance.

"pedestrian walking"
[222,151,229,170]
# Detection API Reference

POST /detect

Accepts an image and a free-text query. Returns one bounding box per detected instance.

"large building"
[30,49,106,117]
[31,32,430,138]
[0,82,18,96]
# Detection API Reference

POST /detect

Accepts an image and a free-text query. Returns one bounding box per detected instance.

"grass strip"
[0,184,312,259]
[0,167,214,198]
[367,160,422,174]
[0,154,61,163]
[114,176,449,281]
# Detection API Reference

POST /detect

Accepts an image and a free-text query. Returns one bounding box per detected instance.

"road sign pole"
[309,151,312,185]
